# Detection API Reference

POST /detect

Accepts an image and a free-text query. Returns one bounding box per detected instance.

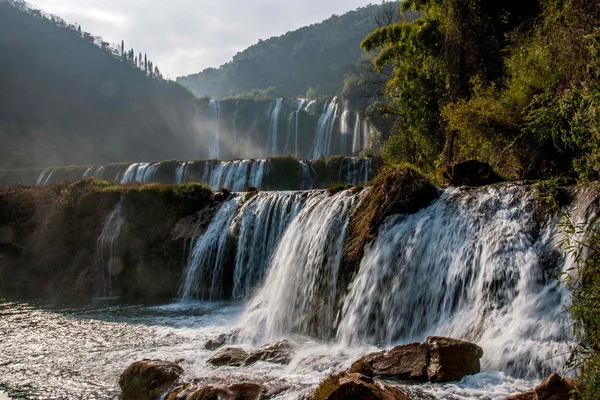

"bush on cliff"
[265,156,302,190]
[345,165,438,263]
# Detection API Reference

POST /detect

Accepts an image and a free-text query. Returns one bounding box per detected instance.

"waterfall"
[311,97,340,158]
[208,100,221,159]
[340,102,350,156]
[352,112,362,156]
[240,190,359,341]
[233,100,240,157]
[180,197,241,301]
[83,167,95,178]
[97,201,123,298]
[267,99,284,156]
[36,168,52,185]
[119,163,159,184]
[346,158,372,185]
[175,162,189,184]
[284,98,308,156]
[231,192,309,300]
[202,160,266,191]
[336,185,575,378]
[300,161,314,190]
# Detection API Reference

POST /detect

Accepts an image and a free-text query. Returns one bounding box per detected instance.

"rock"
[245,339,296,365]
[207,347,249,367]
[204,334,227,351]
[352,343,428,381]
[348,359,375,377]
[227,382,266,400]
[443,160,502,187]
[426,336,483,383]
[312,372,411,400]
[119,359,183,400]
[503,373,582,400]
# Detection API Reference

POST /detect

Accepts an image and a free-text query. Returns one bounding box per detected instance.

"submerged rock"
[351,336,483,383]
[245,339,296,365]
[119,359,183,400]
[312,372,411,400]
[444,160,502,187]
[207,347,250,367]
[504,373,582,400]
[204,334,227,351]
[425,336,483,383]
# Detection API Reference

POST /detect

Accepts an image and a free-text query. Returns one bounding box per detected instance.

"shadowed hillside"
[0,0,203,168]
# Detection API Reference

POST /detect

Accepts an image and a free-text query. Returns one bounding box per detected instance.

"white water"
[339,101,350,156]
[208,100,221,159]
[231,192,309,300]
[240,190,359,341]
[352,112,362,156]
[311,97,340,158]
[180,197,241,301]
[97,201,124,298]
[346,157,372,185]
[201,160,266,191]
[267,99,284,156]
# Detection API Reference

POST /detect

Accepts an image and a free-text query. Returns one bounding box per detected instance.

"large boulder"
[245,339,296,365]
[166,382,267,400]
[119,359,183,400]
[207,347,249,367]
[444,160,502,187]
[350,336,483,383]
[351,343,428,381]
[312,372,411,400]
[504,373,582,400]
[426,336,483,383]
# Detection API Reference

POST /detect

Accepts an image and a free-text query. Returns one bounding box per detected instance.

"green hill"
[0,0,201,168]
[177,2,410,99]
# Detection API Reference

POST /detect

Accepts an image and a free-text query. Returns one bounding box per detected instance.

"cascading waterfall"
[201,160,266,191]
[97,201,124,298]
[208,100,221,159]
[231,191,309,300]
[240,190,359,340]
[352,112,362,156]
[311,97,340,158]
[300,160,314,190]
[346,157,372,185]
[119,163,160,184]
[180,197,241,301]
[339,102,350,156]
[267,98,284,156]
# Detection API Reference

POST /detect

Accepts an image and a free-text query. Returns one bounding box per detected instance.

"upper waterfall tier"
[1,157,378,191]
[194,97,379,160]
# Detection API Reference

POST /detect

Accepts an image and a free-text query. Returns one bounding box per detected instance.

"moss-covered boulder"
[345,165,439,264]
[119,359,183,400]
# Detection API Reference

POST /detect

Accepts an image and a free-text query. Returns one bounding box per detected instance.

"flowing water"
[1,184,597,399]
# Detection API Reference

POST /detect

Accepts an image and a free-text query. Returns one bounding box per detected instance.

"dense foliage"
[0,0,201,169]
[364,0,600,180]
[177,3,407,99]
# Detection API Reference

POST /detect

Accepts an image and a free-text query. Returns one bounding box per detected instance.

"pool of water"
[0,296,538,399]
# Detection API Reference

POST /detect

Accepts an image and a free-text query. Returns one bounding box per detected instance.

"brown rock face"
[245,339,296,365]
[503,373,581,400]
[426,336,484,383]
[227,383,266,400]
[353,343,428,381]
[119,359,183,400]
[444,160,502,187]
[313,372,411,400]
[207,347,249,367]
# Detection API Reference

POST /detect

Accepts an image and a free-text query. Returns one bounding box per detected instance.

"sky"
[28,0,377,79]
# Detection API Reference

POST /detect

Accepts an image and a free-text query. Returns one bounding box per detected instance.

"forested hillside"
[177,2,410,99]
[0,0,201,168]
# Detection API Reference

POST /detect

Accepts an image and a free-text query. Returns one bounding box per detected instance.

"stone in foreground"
[119,359,183,400]
[504,373,582,400]
[244,339,296,365]
[312,372,411,400]
[351,336,483,383]
[207,347,250,367]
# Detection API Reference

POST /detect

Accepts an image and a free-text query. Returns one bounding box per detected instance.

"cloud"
[27,0,376,78]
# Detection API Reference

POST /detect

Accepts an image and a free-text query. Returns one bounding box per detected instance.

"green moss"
[312,372,346,400]
[327,183,352,196]
[265,156,302,190]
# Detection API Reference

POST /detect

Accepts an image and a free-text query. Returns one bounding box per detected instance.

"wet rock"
[228,382,266,400]
[119,359,183,400]
[350,336,483,383]
[312,372,411,400]
[426,336,483,383]
[245,339,296,365]
[443,160,502,187]
[204,334,227,351]
[503,373,582,400]
[352,343,428,381]
[207,347,249,367]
